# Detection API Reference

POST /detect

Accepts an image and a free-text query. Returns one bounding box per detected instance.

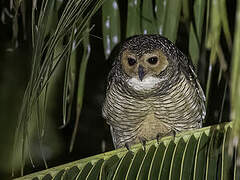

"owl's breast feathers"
[102,70,205,148]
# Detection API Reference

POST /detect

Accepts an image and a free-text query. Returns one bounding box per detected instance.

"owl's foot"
[124,142,132,152]
[170,130,176,141]
[156,133,162,144]
[156,132,167,144]
[172,130,176,137]
[138,137,147,151]
[156,130,177,144]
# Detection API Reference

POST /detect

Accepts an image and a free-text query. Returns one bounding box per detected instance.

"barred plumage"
[102,35,206,149]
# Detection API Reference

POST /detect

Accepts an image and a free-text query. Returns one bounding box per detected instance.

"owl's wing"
[110,126,118,149]
[106,67,115,91]
[177,50,206,121]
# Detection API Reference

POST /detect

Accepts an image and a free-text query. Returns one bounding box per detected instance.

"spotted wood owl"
[102,34,206,149]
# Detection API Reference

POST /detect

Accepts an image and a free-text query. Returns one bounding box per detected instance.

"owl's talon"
[172,130,176,137]
[156,133,162,144]
[124,142,131,151]
[170,130,176,141]
[139,137,147,151]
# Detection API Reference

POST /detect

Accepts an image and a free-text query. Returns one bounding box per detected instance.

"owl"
[102,34,206,149]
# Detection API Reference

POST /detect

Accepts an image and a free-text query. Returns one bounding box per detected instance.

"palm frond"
[15,123,234,180]
[126,0,141,37]
[12,0,103,176]
[102,0,120,59]
[229,0,240,167]
[188,0,206,66]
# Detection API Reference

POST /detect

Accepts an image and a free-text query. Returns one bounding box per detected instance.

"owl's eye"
[147,57,158,65]
[127,57,136,66]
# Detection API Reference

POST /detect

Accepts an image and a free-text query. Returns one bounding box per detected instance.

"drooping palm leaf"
[102,0,120,59]
[229,0,240,168]
[205,0,231,106]
[141,0,157,34]
[188,0,206,67]
[126,0,141,37]
[162,0,182,42]
[12,0,103,175]
[70,23,92,152]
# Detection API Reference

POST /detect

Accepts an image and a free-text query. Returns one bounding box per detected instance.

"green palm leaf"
[15,122,233,180]
[12,0,103,176]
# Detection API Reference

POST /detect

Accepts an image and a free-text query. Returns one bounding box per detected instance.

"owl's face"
[121,49,168,80]
[116,35,177,91]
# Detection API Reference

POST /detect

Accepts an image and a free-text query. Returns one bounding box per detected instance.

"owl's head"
[115,34,181,92]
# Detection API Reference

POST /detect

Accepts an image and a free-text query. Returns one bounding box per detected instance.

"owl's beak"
[138,65,145,81]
